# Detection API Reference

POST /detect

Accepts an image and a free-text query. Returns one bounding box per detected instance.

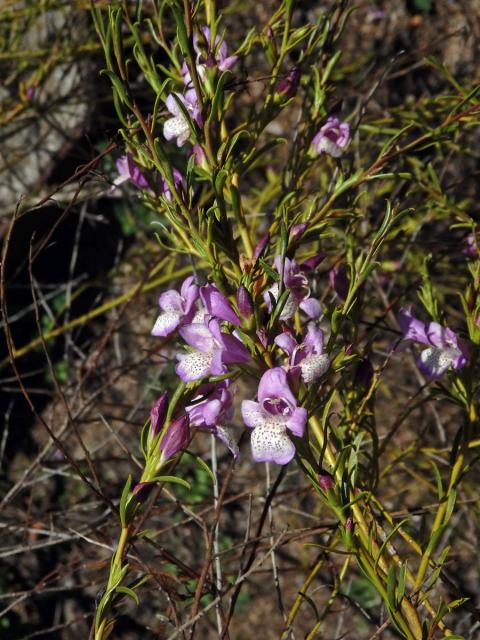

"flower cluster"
[150,250,332,465]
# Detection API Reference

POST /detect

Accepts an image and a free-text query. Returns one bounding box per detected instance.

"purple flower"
[398,306,468,378]
[186,381,239,457]
[176,317,250,382]
[163,90,202,147]
[151,276,199,337]
[264,256,321,321]
[194,27,238,72]
[150,393,169,437]
[200,284,241,325]
[159,415,190,462]
[159,168,185,202]
[313,116,350,158]
[241,368,307,464]
[115,155,149,189]
[275,323,329,384]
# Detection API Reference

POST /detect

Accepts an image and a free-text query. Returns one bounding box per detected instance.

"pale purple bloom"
[275,323,329,384]
[151,276,199,337]
[194,27,238,72]
[241,367,307,465]
[159,415,190,462]
[200,284,241,325]
[163,90,202,147]
[398,307,468,378]
[176,317,250,382]
[150,393,168,437]
[186,381,239,457]
[264,256,321,321]
[313,116,350,158]
[115,155,149,189]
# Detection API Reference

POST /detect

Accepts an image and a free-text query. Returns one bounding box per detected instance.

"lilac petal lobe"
[151,311,181,336]
[214,426,239,458]
[241,400,264,429]
[176,351,213,382]
[258,367,296,407]
[179,323,215,351]
[299,298,321,319]
[286,407,307,437]
[200,285,241,325]
[251,424,295,465]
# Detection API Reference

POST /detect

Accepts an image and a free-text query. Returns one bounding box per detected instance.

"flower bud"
[150,393,168,438]
[256,328,268,348]
[356,357,374,389]
[345,516,354,531]
[329,265,349,300]
[253,232,270,261]
[132,481,155,504]
[159,415,190,462]
[290,222,308,242]
[318,472,335,491]
[278,66,300,98]
[237,285,253,319]
[300,253,325,271]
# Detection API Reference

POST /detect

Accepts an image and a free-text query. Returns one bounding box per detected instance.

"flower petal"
[398,307,430,345]
[158,289,183,312]
[151,311,181,337]
[299,298,321,319]
[286,407,307,437]
[176,350,213,382]
[179,323,215,352]
[218,55,238,71]
[304,323,324,354]
[299,354,329,384]
[418,346,464,379]
[165,93,180,116]
[251,423,295,465]
[241,400,264,429]
[274,331,297,356]
[219,333,250,364]
[200,285,241,325]
[214,425,239,459]
[163,116,189,143]
[258,367,297,407]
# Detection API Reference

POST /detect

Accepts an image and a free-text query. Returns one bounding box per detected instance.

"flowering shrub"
[83,2,480,638]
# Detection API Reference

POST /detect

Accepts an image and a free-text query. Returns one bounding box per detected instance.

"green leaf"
[386,566,397,611]
[119,475,133,527]
[153,475,192,489]
[116,585,140,605]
